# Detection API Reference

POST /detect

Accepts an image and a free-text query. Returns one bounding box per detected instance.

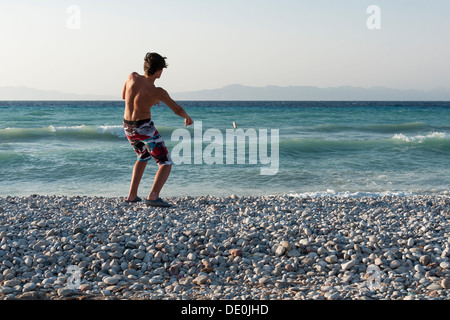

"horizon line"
[1,84,450,101]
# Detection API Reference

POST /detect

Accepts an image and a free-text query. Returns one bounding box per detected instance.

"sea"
[0,101,449,198]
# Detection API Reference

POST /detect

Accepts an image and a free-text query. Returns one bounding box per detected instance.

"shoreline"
[1,189,449,200]
[0,193,449,300]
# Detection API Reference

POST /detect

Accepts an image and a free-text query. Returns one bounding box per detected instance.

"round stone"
[103,277,119,285]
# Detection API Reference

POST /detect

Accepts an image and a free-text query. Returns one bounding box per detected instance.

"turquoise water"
[0,101,449,197]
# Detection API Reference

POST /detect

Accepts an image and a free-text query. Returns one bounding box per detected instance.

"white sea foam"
[46,124,126,138]
[391,131,446,143]
[287,190,418,198]
[96,125,126,138]
[48,125,87,132]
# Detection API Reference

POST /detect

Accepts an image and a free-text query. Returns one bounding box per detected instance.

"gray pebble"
[275,246,286,257]
[427,283,442,291]
[103,277,119,285]
[441,279,450,289]
[57,288,75,297]
[341,260,356,271]
[22,283,36,292]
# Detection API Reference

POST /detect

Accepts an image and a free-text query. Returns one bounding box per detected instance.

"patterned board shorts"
[123,118,172,165]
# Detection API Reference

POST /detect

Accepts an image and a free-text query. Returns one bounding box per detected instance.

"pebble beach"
[0,194,449,300]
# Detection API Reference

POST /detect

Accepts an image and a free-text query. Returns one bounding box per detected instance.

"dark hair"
[144,52,168,76]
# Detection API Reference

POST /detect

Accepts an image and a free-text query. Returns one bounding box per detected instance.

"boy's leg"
[148,164,172,201]
[127,160,147,201]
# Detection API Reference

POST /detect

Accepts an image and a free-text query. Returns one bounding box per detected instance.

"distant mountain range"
[1,84,450,101]
[172,84,450,101]
[0,86,118,100]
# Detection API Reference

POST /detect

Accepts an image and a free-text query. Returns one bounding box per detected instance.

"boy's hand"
[185,116,193,127]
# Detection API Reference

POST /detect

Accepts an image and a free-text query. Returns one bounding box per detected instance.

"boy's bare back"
[122,71,192,126]
[122,72,161,121]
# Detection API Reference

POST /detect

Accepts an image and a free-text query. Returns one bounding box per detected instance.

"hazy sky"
[1,0,449,97]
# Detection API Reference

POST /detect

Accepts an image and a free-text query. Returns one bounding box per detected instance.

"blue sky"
[1,0,449,97]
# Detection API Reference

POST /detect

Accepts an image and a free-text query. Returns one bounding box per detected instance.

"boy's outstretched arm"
[157,88,193,126]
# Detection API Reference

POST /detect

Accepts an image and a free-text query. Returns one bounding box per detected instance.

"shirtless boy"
[122,52,193,207]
